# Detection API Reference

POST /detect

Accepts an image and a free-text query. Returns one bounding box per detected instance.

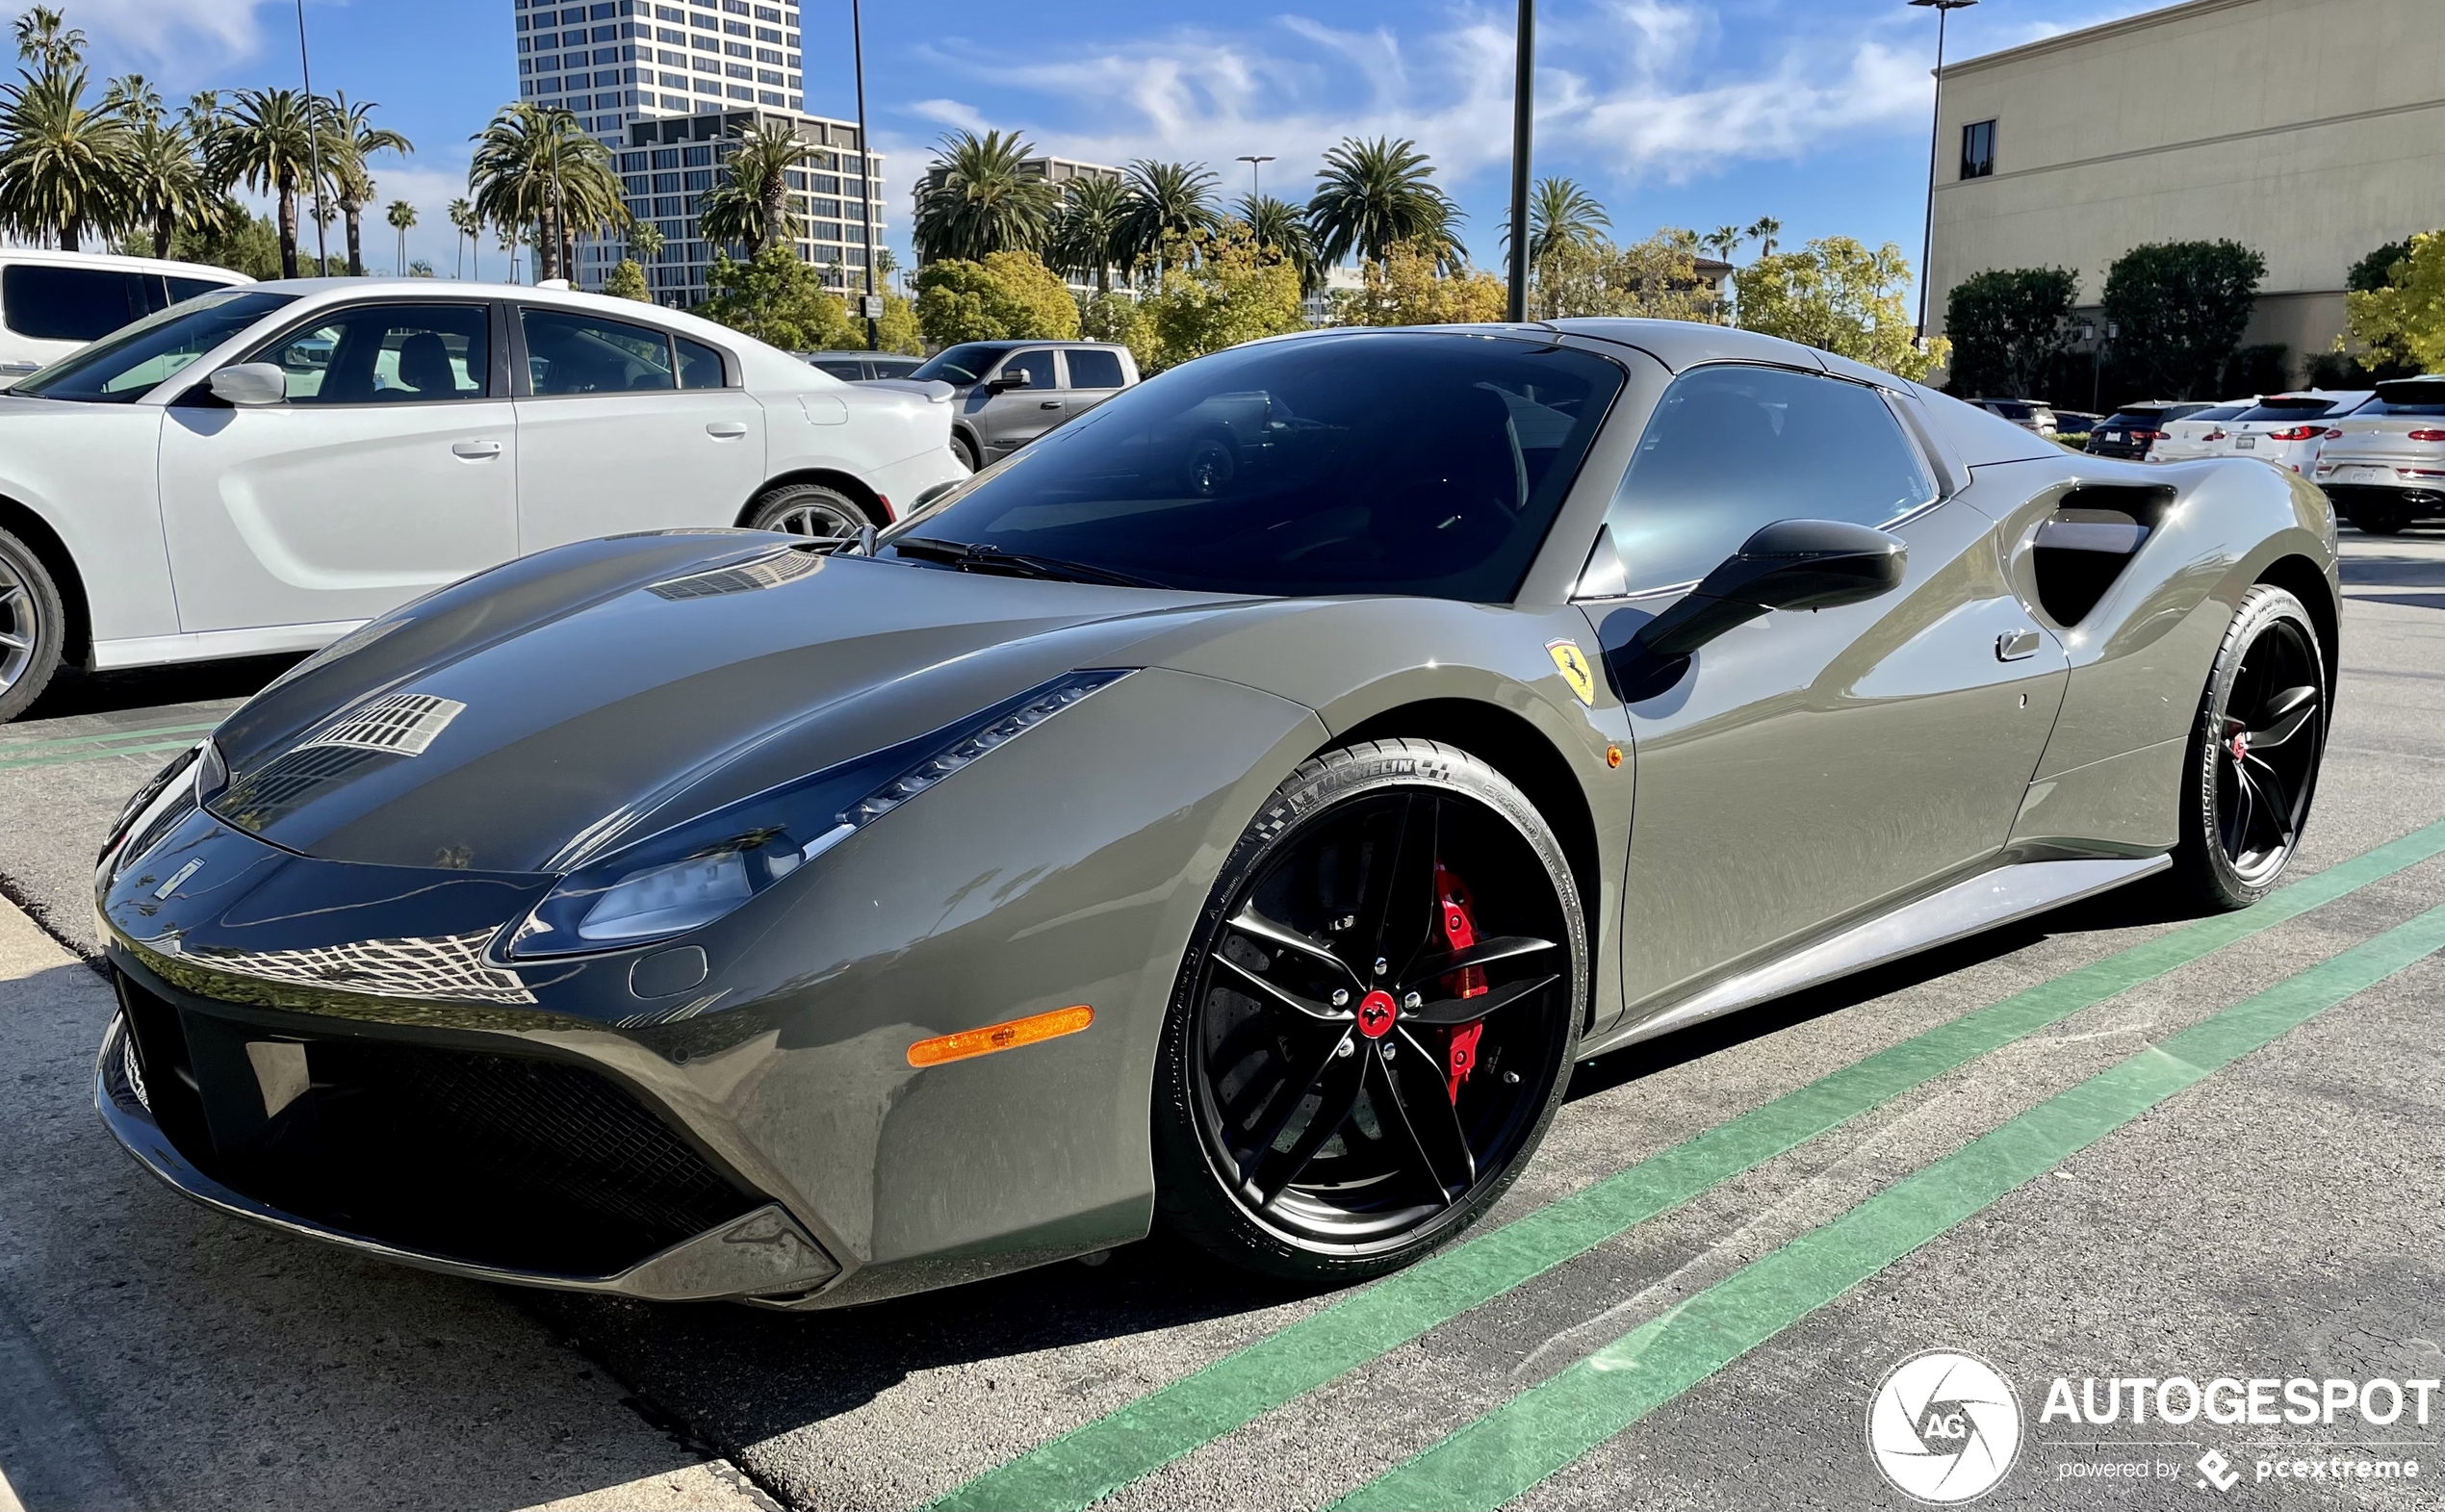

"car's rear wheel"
[0,525,64,725]
[950,431,980,473]
[1153,738,1584,1283]
[2173,585,2327,910]
[2348,502,2406,536]
[744,482,868,542]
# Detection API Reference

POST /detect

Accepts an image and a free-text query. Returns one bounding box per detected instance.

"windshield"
[15,289,295,403]
[886,331,1626,602]
[2368,380,2445,417]
[910,343,1012,386]
[2185,405,2246,423]
[2235,396,2357,423]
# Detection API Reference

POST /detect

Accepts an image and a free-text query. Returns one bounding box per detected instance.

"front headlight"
[506,669,1129,960]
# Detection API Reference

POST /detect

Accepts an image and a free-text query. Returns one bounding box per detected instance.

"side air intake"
[2031,484,2176,627]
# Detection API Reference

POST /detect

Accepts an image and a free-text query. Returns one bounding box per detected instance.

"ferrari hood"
[209,534,1246,872]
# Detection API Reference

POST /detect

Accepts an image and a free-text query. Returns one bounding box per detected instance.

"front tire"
[743,481,868,542]
[1153,738,1585,1284]
[2172,585,2328,910]
[0,525,64,725]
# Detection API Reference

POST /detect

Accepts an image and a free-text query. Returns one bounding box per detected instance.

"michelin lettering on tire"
[1867,1349,2023,1503]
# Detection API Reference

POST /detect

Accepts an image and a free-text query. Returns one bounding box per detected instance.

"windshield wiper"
[889,536,1160,589]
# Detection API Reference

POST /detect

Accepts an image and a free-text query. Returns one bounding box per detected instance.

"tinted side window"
[677,336,727,389]
[812,358,863,381]
[1603,366,1935,594]
[166,276,228,304]
[1067,348,1125,389]
[524,308,676,394]
[252,303,491,404]
[3,265,145,342]
[1002,348,1057,390]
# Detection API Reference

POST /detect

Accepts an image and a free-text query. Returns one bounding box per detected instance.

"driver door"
[158,300,517,634]
[1583,364,2069,1012]
[974,347,1064,461]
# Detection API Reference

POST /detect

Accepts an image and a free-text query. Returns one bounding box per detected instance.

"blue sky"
[15,0,2161,284]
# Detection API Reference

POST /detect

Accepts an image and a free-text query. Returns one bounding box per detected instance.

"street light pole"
[1506,0,1533,323]
[852,0,878,350]
[295,0,329,273]
[1235,154,1274,199]
[1912,0,1977,343]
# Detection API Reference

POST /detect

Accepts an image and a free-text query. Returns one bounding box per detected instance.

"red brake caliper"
[1433,861,1490,1104]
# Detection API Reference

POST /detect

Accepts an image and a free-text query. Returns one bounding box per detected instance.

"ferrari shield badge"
[1546,639,1595,706]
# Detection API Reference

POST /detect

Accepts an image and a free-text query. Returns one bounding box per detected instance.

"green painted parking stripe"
[1340,900,2445,1512]
[0,737,210,773]
[0,720,218,760]
[934,820,2445,1512]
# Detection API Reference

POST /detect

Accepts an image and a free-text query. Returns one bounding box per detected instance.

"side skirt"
[1583,854,2172,1059]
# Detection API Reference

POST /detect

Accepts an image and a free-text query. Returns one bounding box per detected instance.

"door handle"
[1995,628,2041,662]
[1039,400,1063,410]
[450,439,503,459]
[0,361,37,374]
[706,422,750,439]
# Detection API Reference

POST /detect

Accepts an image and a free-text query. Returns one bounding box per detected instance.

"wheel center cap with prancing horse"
[1356,990,1399,1039]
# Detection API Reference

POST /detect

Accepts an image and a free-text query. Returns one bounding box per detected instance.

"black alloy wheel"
[2175,585,2327,910]
[1154,739,1584,1283]
[745,482,868,543]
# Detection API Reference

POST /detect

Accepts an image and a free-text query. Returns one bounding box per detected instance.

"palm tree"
[1049,174,1129,293]
[912,128,1058,263]
[1120,159,1219,277]
[123,110,214,259]
[729,117,811,253]
[447,196,476,278]
[468,102,623,283]
[206,88,318,277]
[1704,223,1744,261]
[324,93,410,277]
[1746,216,1782,257]
[0,18,129,252]
[628,219,664,263]
[386,199,416,275]
[1521,176,1609,266]
[1236,192,1321,293]
[697,177,763,257]
[1306,136,1454,269]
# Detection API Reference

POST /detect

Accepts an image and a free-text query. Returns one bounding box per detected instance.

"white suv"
[2314,374,2445,535]
[2213,391,2375,476]
[0,279,965,721]
[0,248,249,386]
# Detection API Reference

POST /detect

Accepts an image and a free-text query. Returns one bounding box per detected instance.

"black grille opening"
[116,973,758,1277]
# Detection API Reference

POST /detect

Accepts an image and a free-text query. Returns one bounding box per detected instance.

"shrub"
[2100,241,2265,399]
[1944,267,2077,397]
[913,250,1081,346]
[1734,236,1944,382]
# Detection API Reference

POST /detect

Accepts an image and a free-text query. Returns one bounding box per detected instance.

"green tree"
[1531,228,1724,323]
[1704,223,1745,261]
[1516,175,1609,266]
[874,290,923,355]
[699,243,861,349]
[1307,136,1454,269]
[913,249,1081,345]
[113,82,216,260]
[1120,158,1218,278]
[0,12,130,252]
[1078,290,1158,374]
[1335,240,1506,327]
[913,128,1058,263]
[323,93,411,277]
[1943,267,2078,398]
[1139,221,1306,371]
[602,256,651,301]
[146,196,281,277]
[385,197,416,275]
[468,102,624,283]
[2345,230,2445,373]
[2099,240,2266,399]
[1237,192,1320,294]
[206,88,319,277]
[448,195,477,278]
[1733,236,1943,382]
[2349,238,2416,295]
[1049,174,1130,293]
[699,117,811,257]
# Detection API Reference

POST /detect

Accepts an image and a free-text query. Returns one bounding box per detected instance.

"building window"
[1960,118,1996,181]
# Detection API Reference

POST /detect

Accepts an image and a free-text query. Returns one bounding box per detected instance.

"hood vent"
[300,692,467,758]
[648,547,825,601]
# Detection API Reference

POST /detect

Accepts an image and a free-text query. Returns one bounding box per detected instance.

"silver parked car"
[1969,397,2058,436]
[2314,373,2445,534]
[898,340,1140,471]
[799,349,925,382]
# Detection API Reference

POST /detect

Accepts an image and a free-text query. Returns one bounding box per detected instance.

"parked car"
[1969,397,2058,435]
[2147,402,2252,463]
[2213,391,2375,476]
[2086,400,2218,460]
[800,349,924,383]
[2049,408,2104,436]
[90,320,2339,1306]
[0,247,251,386]
[2313,373,2445,534]
[0,280,965,721]
[892,340,1140,471]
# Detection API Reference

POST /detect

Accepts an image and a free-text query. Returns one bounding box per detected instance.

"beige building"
[1929,0,2445,386]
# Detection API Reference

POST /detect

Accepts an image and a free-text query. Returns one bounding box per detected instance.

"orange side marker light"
[907,1004,1094,1067]
[1605,745,1624,769]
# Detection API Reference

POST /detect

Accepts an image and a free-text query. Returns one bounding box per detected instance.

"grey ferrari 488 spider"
[95,320,2339,1308]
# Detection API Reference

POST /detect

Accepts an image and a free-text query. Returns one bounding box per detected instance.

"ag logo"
[1545,639,1595,706]
[1866,1350,2022,1503]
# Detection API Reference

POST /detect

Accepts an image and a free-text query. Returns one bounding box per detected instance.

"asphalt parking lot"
[1,527,2439,1511]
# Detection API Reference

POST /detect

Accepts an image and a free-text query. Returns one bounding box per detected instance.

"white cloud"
[0,0,270,77]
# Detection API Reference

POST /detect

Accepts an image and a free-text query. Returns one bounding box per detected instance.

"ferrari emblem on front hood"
[1546,640,1595,706]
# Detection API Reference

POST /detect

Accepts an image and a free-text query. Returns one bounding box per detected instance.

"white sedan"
[0,280,965,721]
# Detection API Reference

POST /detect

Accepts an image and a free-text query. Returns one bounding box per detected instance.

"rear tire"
[743,482,868,541]
[1152,738,1585,1285]
[950,431,980,473]
[2172,585,2328,910]
[2347,502,2406,535]
[0,525,64,725]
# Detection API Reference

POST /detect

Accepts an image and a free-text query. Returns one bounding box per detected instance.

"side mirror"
[989,368,1033,393]
[1634,518,1907,658]
[208,363,288,407]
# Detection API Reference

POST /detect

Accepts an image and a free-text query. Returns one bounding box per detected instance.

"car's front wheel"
[744,482,868,542]
[2173,584,2328,910]
[0,525,64,724]
[1153,738,1584,1284]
